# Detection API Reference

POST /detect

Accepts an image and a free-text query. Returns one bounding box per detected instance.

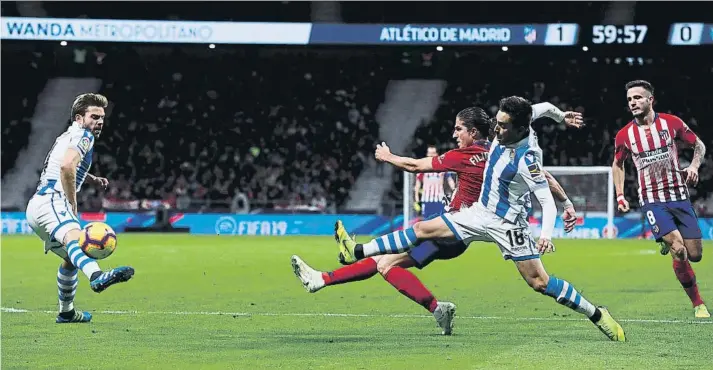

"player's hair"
[456,106,490,139]
[625,80,654,95]
[71,93,108,120]
[498,96,532,128]
[488,118,497,141]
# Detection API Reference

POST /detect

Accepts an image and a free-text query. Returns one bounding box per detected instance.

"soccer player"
[25,93,135,323]
[292,104,581,335]
[413,145,453,218]
[329,96,626,341]
[613,80,709,318]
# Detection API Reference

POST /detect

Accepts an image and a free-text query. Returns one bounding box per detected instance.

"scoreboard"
[668,23,713,45]
[1,17,711,46]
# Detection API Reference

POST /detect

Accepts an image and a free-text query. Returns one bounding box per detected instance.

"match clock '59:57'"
[592,25,648,44]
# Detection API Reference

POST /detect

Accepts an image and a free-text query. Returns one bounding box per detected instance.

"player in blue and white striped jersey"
[25,93,135,324]
[336,97,626,341]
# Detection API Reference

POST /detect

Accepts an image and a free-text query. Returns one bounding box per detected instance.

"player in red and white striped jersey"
[613,80,709,318]
[414,145,454,218]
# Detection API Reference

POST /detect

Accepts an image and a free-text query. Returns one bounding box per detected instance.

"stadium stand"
[1,46,52,178]
[77,47,389,212]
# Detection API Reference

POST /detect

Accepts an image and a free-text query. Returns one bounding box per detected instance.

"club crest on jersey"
[659,129,670,142]
[78,137,91,152]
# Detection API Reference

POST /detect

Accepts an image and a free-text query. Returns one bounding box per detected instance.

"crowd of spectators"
[75,47,388,213]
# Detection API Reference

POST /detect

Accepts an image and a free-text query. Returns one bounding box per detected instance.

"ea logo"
[602,225,618,238]
[215,216,237,235]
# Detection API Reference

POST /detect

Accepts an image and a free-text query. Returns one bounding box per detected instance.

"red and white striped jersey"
[416,172,445,203]
[614,113,698,205]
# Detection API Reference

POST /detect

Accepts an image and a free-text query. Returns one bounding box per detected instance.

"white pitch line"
[2,307,710,325]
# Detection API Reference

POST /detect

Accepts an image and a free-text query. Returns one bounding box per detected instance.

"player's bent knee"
[412,221,431,238]
[688,251,702,263]
[527,276,549,293]
[671,242,687,259]
[412,218,451,239]
[62,228,82,246]
[376,253,412,276]
[684,239,703,263]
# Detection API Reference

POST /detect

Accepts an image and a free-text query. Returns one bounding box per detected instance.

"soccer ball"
[78,222,117,260]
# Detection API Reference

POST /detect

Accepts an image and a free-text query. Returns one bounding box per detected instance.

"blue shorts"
[408,239,468,269]
[641,200,701,242]
[422,202,444,218]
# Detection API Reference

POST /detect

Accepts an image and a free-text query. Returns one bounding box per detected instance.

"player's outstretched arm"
[87,174,110,190]
[375,142,435,173]
[60,148,82,215]
[531,102,584,130]
[543,170,576,233]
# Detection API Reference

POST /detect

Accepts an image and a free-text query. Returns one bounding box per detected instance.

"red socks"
[322,258,378,286]
[673,259,705,307]
[383,267,439,313]
[321,259,439,314]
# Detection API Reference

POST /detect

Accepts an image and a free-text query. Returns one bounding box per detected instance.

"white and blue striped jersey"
[479,103,563,223]
[36,122,95,195]
[480,130,548,223]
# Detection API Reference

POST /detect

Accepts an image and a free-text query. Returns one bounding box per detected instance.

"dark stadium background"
[2,1,711,220]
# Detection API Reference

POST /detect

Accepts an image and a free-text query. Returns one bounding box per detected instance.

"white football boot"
[291,255,326,293]
[433,301,457,335]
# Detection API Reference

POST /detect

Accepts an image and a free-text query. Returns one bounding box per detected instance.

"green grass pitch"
[2,235,712,369]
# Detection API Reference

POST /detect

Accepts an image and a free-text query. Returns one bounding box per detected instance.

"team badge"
[78,137,91,152]
[524,26,537,44]
[659,129,670,142]
[653,225,660,234]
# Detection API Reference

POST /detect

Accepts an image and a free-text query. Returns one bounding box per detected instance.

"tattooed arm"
[684,137,706,186]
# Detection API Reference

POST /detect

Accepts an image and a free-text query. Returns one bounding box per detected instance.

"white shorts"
[25,192,81,259]
[442,203,539,261]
